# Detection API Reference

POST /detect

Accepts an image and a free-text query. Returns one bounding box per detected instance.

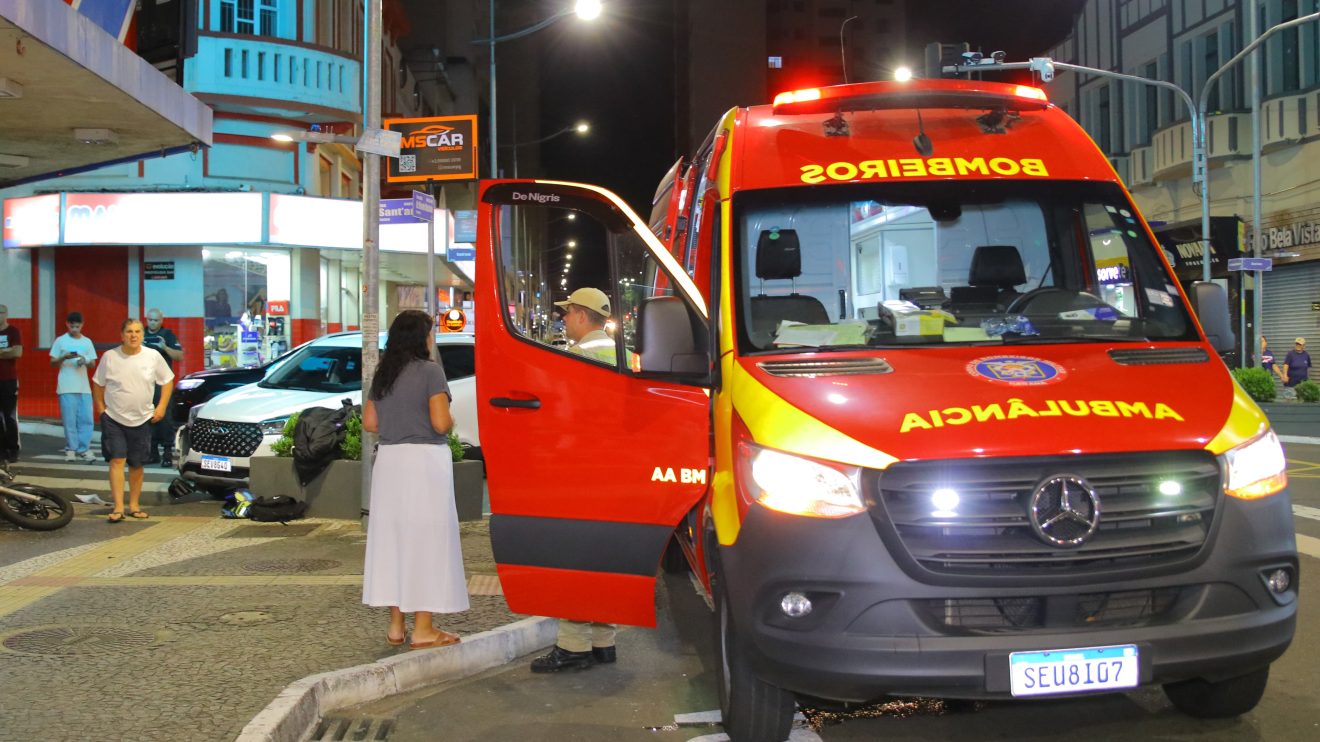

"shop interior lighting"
[0,153,30,168]
[0,77,22,98]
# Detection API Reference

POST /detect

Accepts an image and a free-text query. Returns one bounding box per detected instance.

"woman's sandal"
[129,511,149,519]
[409,631,461,650]
[107,512,124,523]
[387,632,406,646]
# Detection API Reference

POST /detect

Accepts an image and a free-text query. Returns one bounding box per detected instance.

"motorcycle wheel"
[0,484,76,531]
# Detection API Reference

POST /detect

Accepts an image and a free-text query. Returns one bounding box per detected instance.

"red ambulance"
[474,79,1296,742]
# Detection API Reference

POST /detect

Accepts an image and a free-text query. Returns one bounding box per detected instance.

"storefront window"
[202,248,291,368]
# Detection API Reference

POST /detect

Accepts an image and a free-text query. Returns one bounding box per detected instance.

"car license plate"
[200,455,232,473]
[1009,644,1138,697]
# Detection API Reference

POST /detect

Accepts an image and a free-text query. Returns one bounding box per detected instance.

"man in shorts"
[92,319,174,523]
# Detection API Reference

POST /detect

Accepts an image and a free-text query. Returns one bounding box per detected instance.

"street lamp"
[502,121,592,177]
[478,1,602,177]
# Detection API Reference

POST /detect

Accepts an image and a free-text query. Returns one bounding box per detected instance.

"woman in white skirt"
[362,310,469,648]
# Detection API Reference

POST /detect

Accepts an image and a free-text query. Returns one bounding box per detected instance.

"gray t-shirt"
[370,359,451,446]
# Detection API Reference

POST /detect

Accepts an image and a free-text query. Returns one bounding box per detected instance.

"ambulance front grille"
[1108,347,1209,365]
[918,586,1185,633]
[757,357,892,377]
[873,451,1220,577]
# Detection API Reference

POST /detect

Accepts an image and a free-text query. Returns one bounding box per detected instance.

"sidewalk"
[1,426,532,742]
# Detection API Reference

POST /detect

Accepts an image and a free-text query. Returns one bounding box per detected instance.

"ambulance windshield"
[733,180,1197,352]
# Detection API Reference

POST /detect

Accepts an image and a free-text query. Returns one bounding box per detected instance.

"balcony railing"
[185,35,360,117]
[1128,146,1153,186]
[1262,92,1318,148]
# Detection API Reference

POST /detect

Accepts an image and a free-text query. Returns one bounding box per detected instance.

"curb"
[235,616,557,742]
[1280,435,1320,446]
[19,420,101,442]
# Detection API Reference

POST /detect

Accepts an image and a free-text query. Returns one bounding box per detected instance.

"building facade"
[0,0,480,417]
[1044,0,1320,364]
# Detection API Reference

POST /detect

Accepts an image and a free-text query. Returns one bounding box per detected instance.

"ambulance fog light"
[780,592,813,618]
[1266,569,1291,594]
[1158,480,1182,496]
[931,488,960,513]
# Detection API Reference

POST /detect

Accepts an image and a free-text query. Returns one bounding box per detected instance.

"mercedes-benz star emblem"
[1029,474,1100,548]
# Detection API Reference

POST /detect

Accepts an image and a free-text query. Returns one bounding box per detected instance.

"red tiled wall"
[56,246,129,346]
[172,317,205,379]
[327,322,343,333]
[290,318,319,348]
[10,320,60,418]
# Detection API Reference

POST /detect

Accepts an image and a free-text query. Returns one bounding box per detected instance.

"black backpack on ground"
[292,399,357,485]
[248,495,308,523]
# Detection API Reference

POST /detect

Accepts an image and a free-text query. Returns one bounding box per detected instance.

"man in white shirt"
[49,312,98,462]
[92,319,174,523]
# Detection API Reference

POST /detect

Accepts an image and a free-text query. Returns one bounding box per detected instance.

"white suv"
[178,331,478,492]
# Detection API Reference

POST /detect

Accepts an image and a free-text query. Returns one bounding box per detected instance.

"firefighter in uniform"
[531,287,620,673]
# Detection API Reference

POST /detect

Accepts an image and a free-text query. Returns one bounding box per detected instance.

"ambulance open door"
[475,180,711,628]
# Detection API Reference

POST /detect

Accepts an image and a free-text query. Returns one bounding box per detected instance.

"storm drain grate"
[226,524,319,538]
[311,715,395,741]
[241,558,342,573]
[1,626,156,656]
[466,574,502,596]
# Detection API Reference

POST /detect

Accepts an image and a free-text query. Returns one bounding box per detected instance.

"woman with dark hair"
[361,310,468,648]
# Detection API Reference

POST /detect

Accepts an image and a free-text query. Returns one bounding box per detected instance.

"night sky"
[530,0,1086,214]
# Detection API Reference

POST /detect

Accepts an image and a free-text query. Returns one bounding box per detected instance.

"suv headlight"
[737,442,865,518]
[1221,429,1287,500]
[176,378,206,391]
[259,416,290,435]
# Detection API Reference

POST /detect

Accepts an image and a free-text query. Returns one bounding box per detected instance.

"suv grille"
[875,451,1219,576]
[190,419,264,457]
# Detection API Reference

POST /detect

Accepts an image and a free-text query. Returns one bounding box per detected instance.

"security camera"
[991,50,1006,64]
[1030,57,1056,83]
[961,51,983,64]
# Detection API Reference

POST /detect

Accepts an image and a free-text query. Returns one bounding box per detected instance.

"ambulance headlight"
[741,444,864,519]
[1221,429,1287,500]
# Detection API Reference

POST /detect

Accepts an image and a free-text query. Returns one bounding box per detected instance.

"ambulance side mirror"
[637,296,709,379]
[1188,281,1235,354]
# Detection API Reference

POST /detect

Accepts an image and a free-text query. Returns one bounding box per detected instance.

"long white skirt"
[362,443,470,613]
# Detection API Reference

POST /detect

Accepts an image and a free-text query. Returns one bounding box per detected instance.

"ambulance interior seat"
[949,245,1026,313]
[749,228,830,346]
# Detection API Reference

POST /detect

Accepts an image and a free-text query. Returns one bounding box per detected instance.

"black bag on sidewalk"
[292,399,356,485]
[248,495,308,523]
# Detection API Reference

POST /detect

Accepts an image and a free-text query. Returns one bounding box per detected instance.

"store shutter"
[1261,263,1320,349]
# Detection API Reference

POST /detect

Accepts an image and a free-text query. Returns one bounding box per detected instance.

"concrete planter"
[453,459,484,522]
[249,456,363,520]
[1259,402,1320,439]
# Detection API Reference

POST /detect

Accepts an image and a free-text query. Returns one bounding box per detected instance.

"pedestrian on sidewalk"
[92,319,174,523]
[1283,337,1312,388]
[1260,335,1284,382]
[361,309,468,649]
[143,308,183,468]
[531,287,619,673]
[49,312,98,463]
[0,304,22,465]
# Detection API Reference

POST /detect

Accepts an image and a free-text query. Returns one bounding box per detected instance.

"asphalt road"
[351,442,1320,742]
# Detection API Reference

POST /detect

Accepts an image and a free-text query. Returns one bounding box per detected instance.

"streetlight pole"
[360,0,383,521]
[503,121,591,178]
[478,0,601,178]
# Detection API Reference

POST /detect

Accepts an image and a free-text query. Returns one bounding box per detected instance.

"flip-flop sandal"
[107,512,124,523]
[129,511,150,519]
[387,634,406,646]
[409,632,461,650]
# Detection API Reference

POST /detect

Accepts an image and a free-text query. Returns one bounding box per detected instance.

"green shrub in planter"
[448,432,464,463]
[270,412,299,457]
[341,412,363,461]
[1296,380,1320,403]
[1231,367,1276,403]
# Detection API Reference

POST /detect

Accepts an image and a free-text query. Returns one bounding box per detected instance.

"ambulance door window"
[614,247,676,372]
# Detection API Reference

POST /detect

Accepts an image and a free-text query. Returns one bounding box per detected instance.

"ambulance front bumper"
[719,494,1297,703]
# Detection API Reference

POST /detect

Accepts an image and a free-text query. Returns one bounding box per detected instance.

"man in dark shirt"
[1283,337,1312,388]
[0,304,22,464]
[144,308,184,466]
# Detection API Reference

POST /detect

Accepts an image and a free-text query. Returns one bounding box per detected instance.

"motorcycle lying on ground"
[0,463,75,531]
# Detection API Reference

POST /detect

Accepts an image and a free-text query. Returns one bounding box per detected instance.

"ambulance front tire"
[714,566,794,742]
[1162,665,1270,719]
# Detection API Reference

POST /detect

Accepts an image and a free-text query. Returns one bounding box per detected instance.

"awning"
[0,0,213,187]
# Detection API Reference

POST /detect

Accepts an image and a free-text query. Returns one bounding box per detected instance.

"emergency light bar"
[771,79,1050,116]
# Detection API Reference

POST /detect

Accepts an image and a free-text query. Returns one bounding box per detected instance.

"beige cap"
[1296,337,1307,345]
[554,287,611,318]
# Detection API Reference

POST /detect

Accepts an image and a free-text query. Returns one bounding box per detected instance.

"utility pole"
[360,0,383,520]
[1250,0,1264,366]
